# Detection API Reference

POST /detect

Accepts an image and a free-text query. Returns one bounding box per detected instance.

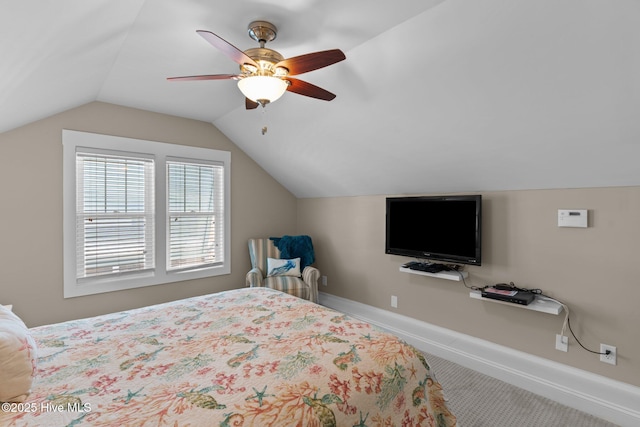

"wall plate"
[556,334,568,352]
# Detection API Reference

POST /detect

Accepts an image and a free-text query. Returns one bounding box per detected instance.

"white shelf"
[469,290,563,315]
[399,266,468,281]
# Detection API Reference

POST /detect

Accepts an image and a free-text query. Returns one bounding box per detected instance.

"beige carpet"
[424,352,619,427]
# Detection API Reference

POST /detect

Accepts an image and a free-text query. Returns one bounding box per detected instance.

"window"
[76,151,155,280]
[63,130,231,298]
[167,160,225,271]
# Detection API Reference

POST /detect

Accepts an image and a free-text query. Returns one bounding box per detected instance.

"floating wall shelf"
[399,267,468,282]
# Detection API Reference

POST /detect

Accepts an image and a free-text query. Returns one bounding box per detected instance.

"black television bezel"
[385,195,482,266]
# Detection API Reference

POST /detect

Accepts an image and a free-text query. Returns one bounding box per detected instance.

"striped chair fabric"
[246,238,319,302]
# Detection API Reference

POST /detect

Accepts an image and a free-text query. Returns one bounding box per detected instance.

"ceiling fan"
[168,21,346,109]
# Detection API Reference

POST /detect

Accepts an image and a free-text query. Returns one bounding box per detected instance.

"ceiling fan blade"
[275,49,346,76]
[245,98,259,109]
[284,78,336,101]
[197,30,258,67]
[167,74,240,82]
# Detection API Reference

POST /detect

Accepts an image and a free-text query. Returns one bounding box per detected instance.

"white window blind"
[167,160,225,271]
[64,129,231,298]
[76,152,155,280]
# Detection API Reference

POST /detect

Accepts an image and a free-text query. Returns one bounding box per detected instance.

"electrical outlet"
[555,334,568,352]
[321,276,327,286]
[391,295,398,308]
[600,344,617,365]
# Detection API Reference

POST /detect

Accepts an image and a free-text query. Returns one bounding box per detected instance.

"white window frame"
[63,130,231,298]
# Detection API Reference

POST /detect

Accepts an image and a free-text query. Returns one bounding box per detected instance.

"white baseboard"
[319,292,640,427]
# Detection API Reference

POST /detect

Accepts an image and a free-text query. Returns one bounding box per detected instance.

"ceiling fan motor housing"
[241,47,287,77]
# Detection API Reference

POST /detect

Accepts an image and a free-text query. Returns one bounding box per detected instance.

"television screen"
[385,195,482,265]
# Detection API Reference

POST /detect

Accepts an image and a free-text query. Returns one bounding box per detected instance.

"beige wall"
[2,102,638,388]
[297,189,640,387]
[0,102,297,326]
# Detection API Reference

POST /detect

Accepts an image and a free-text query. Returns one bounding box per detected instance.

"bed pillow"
[267,257,301,277]
[0,305,38,403]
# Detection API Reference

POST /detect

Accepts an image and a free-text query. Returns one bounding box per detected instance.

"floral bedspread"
[1,288,456,427]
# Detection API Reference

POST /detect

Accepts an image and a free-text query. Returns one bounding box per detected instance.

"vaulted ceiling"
[3,0,640,198]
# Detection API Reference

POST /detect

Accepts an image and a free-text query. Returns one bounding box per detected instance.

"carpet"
[424,352,619,427]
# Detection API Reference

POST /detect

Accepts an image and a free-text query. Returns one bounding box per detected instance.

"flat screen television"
[385,195,482,266]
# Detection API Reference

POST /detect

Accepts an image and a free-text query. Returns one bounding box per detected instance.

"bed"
[1,287,456,426]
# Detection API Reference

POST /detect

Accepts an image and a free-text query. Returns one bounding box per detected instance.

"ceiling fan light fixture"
[238,75,288,105]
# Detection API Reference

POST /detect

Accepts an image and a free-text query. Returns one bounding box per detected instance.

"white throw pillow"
[267,258,301,277]
[0,305,38,403]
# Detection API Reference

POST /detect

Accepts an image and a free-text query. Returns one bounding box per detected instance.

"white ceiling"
[3,0,640,198]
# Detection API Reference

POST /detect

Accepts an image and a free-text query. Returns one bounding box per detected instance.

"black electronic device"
[407,263,447,273]
[401,261,419,268]
[481,287,535,305]
[385,195,482,266]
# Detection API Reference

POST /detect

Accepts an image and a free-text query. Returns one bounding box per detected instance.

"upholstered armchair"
[246,237,320,303]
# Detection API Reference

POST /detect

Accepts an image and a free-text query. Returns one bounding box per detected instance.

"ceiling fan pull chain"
[261,105,268,135]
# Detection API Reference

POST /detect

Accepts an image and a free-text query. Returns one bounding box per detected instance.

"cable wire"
[566,316,609,355]
[529,294,608,355]
[469,280,609,356]
[449,266,484,291]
